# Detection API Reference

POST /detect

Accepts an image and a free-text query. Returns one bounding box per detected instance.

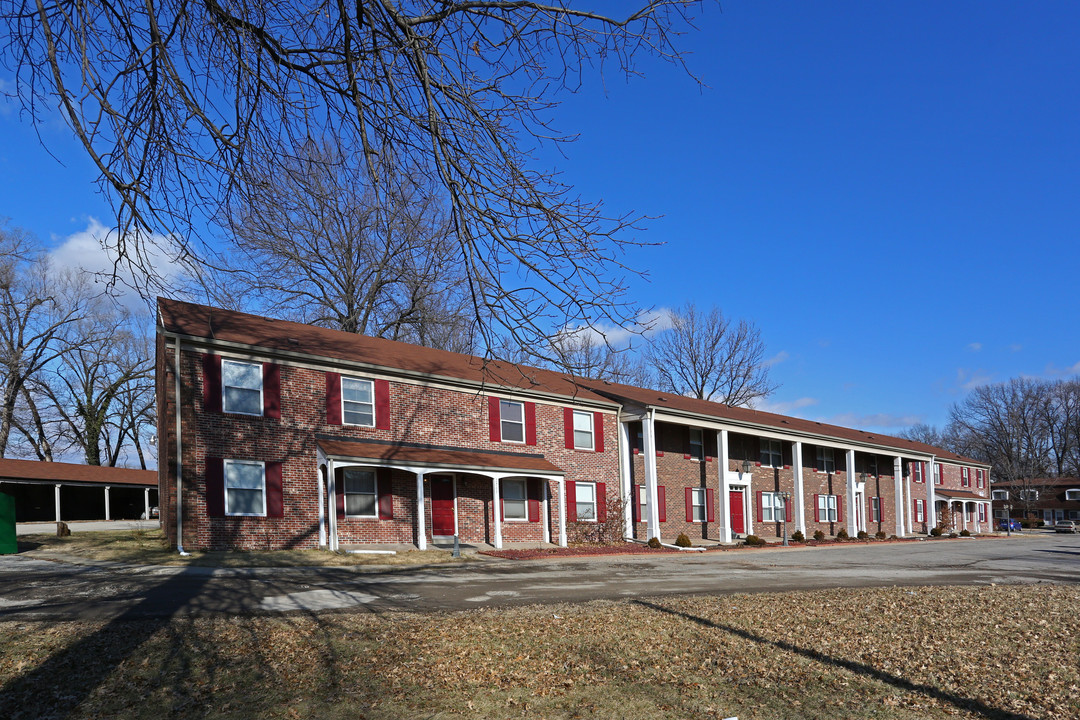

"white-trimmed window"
[500,400,525,443]
[1019,489,1039,501]
[575,481,597,521]
[992,490,1009,501]
[343,468,377,517]
[760,439,782,468]
[1066,489,1080,502]
[817,447,835,474]
[502,478,527,521]
[913,462,924,483]
[222,359,263,415]
[342,377,375,427]
[572,410,595,450]
[961,467,970,487]
[915,498,925,523]
[224,459,266,516]
[934,464,943,485]
[817,494,838,522]
[689,428,704,460]
[978,504,987,522]
[976,470,985,489]
[871,497,881,523]
[761,491,783,522]
[690,487,706,522]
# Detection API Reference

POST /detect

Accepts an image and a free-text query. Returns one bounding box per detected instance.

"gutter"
[169,331,189,556]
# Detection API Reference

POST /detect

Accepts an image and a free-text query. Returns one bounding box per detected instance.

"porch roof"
[318,439,564,476]
[935,489,988,501]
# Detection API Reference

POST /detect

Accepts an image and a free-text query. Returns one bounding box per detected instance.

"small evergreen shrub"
[856,530,869,540]
[889,534,898,540]
[959,529,971,537]
[875,531,887,539]
[791,530,805,543]
[813,529,826,542]
[930,527,943,537]
[744,534,765,547]
[948,532,959,538]
[647,537,661,549]
[675,533,692,548]
[836,528,849,540]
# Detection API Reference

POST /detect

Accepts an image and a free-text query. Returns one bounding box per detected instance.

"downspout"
[172,333,189,556]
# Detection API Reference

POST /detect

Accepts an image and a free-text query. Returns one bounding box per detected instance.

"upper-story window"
[914,462,924,483]
[934,464,943,485]
[572,410,595,450]
[500,400,525,443]
[689,428,704,460]
[992,490,1009,500]
[1019,489,1039,501]
[817,447,835,474]
[222,360,263,415]
[976,469,985,488]
[342,377,375,427]
[760,439,782,467]
[961,468,970,487]
[1066,489,1080,501]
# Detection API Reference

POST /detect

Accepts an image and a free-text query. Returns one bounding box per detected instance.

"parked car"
[997,518,1022,532]
[1054,520,1077,534]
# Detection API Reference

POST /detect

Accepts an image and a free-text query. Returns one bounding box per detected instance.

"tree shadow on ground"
[633,599,1038,720]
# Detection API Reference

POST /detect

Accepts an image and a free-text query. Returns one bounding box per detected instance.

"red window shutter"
[597,482,607,522]
[685,487,694,522]
[525,402,537,446]
[377,467,393,519]
[837,495,844,523]
[527,479,541,522]
[488,397,501,442]
[325,372,342,424]
[814,494,820,523]
[706,488,716,522]
[566,480,577,522]
[913,497,918,522]
[755,491,763,523]
[785,497,793,523]
[374,379,390,430]
[563,408,575,449]
[263,363,281,419]
[203,354,222,413]
[206,458,224,517]
[632,483,641,522]
[265,462,284,518]
[335,469,345,518]
[593,412,604,453]
[657,486,666,522]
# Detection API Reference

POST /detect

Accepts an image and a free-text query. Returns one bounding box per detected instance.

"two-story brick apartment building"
[157,298,992,551]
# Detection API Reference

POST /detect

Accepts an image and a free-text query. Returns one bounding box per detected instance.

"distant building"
[0,458,157,523]
[991,477,1080,524]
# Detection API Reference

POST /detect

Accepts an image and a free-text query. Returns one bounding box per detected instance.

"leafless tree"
[645,303,776,406]
[899,423,945,449]
[3,1,703,358]
[544,329,651,386]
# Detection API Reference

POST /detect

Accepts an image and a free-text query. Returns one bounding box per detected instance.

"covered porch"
[935,489,992,533]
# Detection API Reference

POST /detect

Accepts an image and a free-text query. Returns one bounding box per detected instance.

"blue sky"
[2,1,1079,435]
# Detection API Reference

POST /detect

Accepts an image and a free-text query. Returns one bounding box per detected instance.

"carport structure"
[0,458,157,523]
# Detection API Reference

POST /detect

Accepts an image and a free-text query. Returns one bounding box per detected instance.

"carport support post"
[416,471,427,551]
[144,488,151,522]
[792,440,805,535]
[846,449,858,537]
[104,486,111,521]
[491,476,503,549]
[54,483,61,522]
[717,429,731,543]
[893,456,905,537]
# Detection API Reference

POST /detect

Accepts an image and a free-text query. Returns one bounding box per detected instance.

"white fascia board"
[165,334,620,413]
[324,454,564,479]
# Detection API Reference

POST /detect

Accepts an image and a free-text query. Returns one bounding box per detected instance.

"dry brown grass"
[18,529,466,568]
[1,584,1076,719]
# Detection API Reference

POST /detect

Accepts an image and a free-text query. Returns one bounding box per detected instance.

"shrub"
[959,529,971,537]
[675,533,692,548]
[930,527,943,537]
[836,528,849,540]
[875,531,887,540]
[813,529,825,542]
[889,534,898,540]
[568,492,630,545]
[948,532,959,538]
[647,537,661,549]
[856,530,868,540]
[791,530,805,543]
[744,534,765,547]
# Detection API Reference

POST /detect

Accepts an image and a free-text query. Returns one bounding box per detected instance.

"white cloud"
[765,350,789,367]
[967,342,982,352]
[49,218,191,310]
[822,412,922,430]
[956,368,993,391]
[560,307,674,349]
[1043,360,1080,378]
[751,396,818,417]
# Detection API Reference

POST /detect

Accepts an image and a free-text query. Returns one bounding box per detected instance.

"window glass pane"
[501,420,524,443]
[576,483,596,520]
[346,494,376,516]
[504,499,527,520]
[343,470,375,495]
[224,387,261,415]
[223,361,261,390]
[342,378,372,403]
[500,401,524,442]
[573,411,593,449]
[500,400,523,423]
[692,488,705,522]
[344,406,375,426]
[226,462,264,490]
[502,479,526,501]
[227,488,263,515]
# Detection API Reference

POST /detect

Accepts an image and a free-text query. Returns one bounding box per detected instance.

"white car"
[1054,520,1077,534]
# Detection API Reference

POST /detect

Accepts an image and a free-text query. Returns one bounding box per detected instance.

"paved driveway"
[1,534,1077,621]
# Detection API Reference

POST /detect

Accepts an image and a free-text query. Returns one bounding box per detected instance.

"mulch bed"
[481,542,682,560]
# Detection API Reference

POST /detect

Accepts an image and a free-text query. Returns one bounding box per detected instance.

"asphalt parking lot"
[1,532,1077,621]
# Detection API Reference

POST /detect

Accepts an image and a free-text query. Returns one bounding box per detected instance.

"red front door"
[431,475,456,536]
[729,490,745,535]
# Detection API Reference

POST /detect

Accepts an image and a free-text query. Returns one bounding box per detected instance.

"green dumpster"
[0,491,15,554]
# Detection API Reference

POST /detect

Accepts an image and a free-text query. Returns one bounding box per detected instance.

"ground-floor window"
[225,460,266,516]
[761,491,783,522]
[816,494,838,523]
[978,504,987,522]
[871,496,881,523]
[915,498,925,523]
[502,478,527,520]
[637,485,648,520]
[690,488,706,522]
[343,468,377,517]
[576,482,597,521]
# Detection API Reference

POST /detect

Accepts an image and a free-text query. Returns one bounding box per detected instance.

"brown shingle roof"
[158,298,614,406]
[934,489,988,500]
[580,378,988,466]
[0,458,156,486]
[318,440,563,475]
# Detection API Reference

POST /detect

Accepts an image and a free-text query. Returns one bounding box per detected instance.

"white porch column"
[893,456,905,537]
[926,456,937,533]
[557,479,567,547]
[144,487,151,522]
[317,466,327,548]
[619,421,633,538]
[717,429,732,543]
[55,483,61,522]
[416,471,427,551]
[905,469,914,535]
[492,476,503,549]
[962,502,969,532]
[327,458,338,551]
[642,410,661,542]
[542,481,550,544]
[792,440,806,534]
[846,449,857,537]
[104,486,111,521]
